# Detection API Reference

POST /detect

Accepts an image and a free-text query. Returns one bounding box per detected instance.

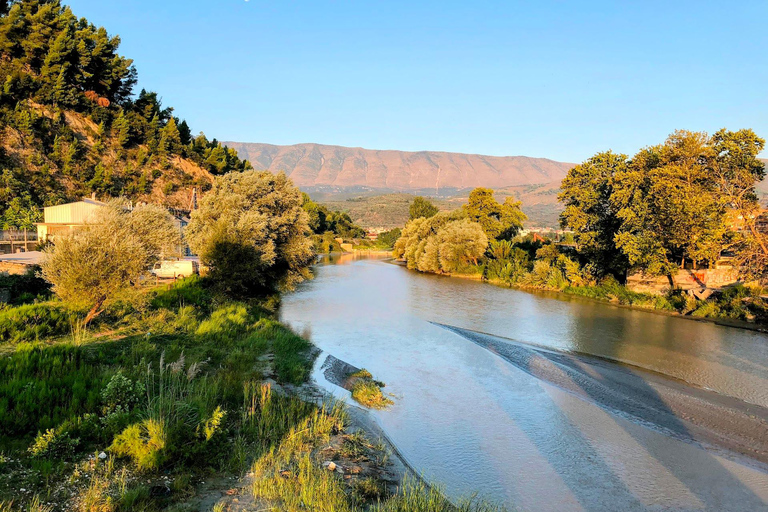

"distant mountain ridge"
[224,142,574,192]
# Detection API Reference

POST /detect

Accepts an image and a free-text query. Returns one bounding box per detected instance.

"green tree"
[159,116,182,154]
[709,129,767,280]
[612,131,725,280]
[41,201,180,325]
[393,211,487,274]
[463,188,526,240]
[113,111,131,147]
[409,196,439,220]
[185,170,314,298]
[559,151,629,278]
[437,219,488,271]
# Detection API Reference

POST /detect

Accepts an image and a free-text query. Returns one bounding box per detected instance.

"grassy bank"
[0,276,502,511]
[485,274,768,327]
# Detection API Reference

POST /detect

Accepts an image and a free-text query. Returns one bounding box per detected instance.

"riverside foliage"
[559,129,767,283]
[185,170,315,298]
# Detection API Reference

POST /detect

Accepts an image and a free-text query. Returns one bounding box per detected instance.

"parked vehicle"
[150,260,199,279]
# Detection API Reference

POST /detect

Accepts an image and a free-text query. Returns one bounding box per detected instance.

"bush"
[110,418,167,470]
[28,426,78,460]
[0,303,73,344]
[0,268,52,305]
[101,373,145,414]
[692,301,721,318]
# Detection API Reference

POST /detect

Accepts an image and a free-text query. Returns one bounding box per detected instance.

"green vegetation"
[303,193,366,239]
[464,188,526,241]
[559,129,767,284]
[185,170,315,298]
[409,196,439,220]
[321,193,455,230]
[376,227,402,249]
[0,0,252,226]
[40,201,179,325]
[395,191,526,275]
[393,182,768,324]
[348,369,393,410]
[0,275,318,509]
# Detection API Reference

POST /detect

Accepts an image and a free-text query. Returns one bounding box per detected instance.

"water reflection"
[281,257,768,511]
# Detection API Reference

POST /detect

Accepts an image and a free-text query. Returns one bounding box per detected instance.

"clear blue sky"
[64,0,767,162]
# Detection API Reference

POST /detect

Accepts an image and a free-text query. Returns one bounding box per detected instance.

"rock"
[323,461,336,471]
[98,452,107,460]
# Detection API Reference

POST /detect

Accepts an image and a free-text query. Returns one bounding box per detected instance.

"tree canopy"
[559,129,766,282]
[463,188,526,240]
[40,200,180,324]
[409,196,439,220]
[185,171,314,298]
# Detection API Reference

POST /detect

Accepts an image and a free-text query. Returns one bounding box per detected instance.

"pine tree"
[113,112,130,148]
[159,117,182,154]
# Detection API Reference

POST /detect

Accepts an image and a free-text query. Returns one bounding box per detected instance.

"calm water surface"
[279,254,768,511]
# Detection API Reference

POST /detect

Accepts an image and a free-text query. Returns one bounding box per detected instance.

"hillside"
[322,193,457,229]
[0,1,251,228]
[225,142,573,192]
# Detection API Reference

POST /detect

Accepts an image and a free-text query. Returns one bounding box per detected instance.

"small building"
[36,197,106,243]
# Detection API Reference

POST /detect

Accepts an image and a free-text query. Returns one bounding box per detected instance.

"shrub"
[351,380,393,410]
[110,418,167,470]
[28,427,78,459]
[101,373,145,414]
[692,301,721,318]
[348,370,393,410]
[0,303,72,343]
[0,268,52,305]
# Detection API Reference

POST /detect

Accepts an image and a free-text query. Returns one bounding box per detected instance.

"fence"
[0,229,38,255]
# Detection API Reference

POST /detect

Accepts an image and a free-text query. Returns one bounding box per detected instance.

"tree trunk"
[667,272,677,289]
[83,296,106,327]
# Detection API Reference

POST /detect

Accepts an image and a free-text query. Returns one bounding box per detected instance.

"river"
[279,254,768,511]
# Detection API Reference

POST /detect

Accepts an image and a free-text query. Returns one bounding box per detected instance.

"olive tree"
[184,170,314,298]
[41,201,180,325]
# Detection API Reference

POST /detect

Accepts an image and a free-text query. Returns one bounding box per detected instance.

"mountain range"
[224,142,574,193]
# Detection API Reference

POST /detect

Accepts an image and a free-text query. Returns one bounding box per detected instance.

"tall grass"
[0,303,73,344]
[373,478,505,512]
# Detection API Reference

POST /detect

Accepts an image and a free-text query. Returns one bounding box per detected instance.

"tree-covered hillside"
[0,0,251,228]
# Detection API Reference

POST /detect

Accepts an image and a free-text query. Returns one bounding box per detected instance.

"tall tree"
[409,196,439,220]
[185,171,314,298]
[559,151,629,278]
[463,188,526,240]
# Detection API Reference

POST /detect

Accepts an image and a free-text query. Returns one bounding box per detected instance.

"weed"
[109,419,166,470]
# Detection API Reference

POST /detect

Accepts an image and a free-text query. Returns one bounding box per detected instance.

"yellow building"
[36,197,106,243]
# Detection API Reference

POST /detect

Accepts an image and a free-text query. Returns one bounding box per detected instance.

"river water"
[279,254,768,511]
